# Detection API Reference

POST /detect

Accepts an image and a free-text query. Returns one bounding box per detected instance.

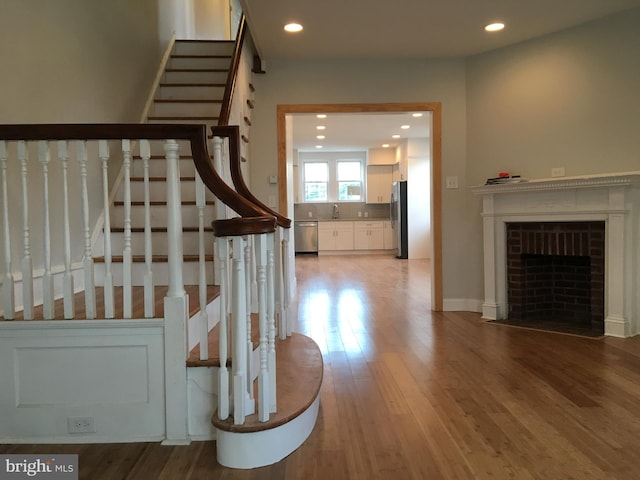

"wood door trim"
[276,102,443,311]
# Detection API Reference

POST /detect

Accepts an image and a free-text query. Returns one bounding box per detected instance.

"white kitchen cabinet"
[366,165,392,204]
[354,221,384,250]
[318,221,354,251]
[383,221,394,249]
[368,147,396,165]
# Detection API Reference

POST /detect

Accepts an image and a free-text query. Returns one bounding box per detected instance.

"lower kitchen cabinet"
[354,221,384,250]
[318,221,354,251]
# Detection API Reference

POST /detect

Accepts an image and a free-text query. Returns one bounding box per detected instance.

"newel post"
[162,139,190,444]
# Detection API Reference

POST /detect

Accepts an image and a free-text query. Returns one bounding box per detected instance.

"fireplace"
[472,172,640,338]
[506,221,605,334]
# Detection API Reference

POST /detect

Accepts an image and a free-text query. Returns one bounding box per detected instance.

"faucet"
[332,204,340,219]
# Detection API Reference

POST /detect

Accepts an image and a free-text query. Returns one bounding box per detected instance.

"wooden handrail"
[0,123,268,221]
[211,125,292,229]
[212,215,276,238]
[218,15,247,126]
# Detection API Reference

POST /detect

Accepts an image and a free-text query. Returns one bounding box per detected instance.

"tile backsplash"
[294,202,390,221]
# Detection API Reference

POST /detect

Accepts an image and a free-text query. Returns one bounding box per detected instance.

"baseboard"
[443,298,483,312]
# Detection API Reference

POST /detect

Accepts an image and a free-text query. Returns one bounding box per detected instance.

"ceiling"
[291,111,431,153]
[241,0,640,152]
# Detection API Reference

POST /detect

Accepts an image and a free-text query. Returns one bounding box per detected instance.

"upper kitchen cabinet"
[366,165,392,204]
[367,147,396,166]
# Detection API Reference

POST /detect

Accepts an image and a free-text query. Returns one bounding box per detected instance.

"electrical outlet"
[446,176,459,189]
[68,416,95,434]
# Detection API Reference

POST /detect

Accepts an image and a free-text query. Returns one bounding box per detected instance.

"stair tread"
[113,200,215,206]
[0,285,220,322]
[109,227,214,232]
[93,254,214,263]
[208,333,323,434]
[159,83,226,87]
[147,116,220,120]
[154,99,223,103]
[164,68,228,72]
[171,54,232,59]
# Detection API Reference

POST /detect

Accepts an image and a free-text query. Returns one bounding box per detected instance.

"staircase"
[0,30,321,470]
[94,40,236,285]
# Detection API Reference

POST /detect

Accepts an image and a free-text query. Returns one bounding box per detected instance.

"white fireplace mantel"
[471,172,640,337]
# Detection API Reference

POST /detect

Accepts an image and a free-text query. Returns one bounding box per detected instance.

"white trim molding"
[472,172,640,337]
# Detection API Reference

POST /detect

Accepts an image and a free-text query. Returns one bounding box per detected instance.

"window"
[300,152,365,203]
[304,162,328,202]
[337,161,362,201]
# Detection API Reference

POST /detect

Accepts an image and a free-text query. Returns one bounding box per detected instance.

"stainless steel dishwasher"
[294,220,318,254]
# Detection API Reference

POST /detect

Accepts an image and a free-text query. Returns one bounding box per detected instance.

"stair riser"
[173,41,234,56]
[163,70,229,84]
[151,101,222,117]
[94,232,214,256]
[115,181,215,202]
[168,56,231,70]
[156,85,226,100]
[94,261,214,286]
[110,204,216,228]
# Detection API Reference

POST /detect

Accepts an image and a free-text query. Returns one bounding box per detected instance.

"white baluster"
[38,141,54,319]
[76,141,96,319]
[57,141,74,318]
[267,232,277,412]
[0,141,15,319]
[282,227,292,337]
[196,173,209,359]
[232,235,248,424]
[140,140,154,318]
[17,141,33,319]
[122,139,133,318]
[99,140,114,318]
[255,233,270,422]
[244,235,254,401]
[212,136,225,287]
[275,227,285,340]
[217,236,230,420]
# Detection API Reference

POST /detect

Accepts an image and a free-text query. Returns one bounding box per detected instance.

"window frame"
[299,151,366,203]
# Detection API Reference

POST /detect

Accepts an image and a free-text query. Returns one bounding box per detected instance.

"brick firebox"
[506,222,605,333]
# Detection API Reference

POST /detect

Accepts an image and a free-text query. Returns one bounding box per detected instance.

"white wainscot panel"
[15,346,150,406]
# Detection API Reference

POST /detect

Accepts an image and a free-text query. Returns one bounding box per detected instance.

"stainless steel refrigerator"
[391,181,408,259]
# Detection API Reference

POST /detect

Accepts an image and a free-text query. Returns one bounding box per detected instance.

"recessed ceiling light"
[401,125,410,130]
[284,23,303,33]
[412,113,423,118]
[315,145,323,149]
[316,125,326,130]
[485,22,505,32]
[382,144,390,148]
[316,114,327,119]
[316,135,325,140]
[392,135,401,139]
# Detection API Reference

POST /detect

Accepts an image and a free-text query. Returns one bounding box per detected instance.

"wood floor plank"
[5,255,640,479]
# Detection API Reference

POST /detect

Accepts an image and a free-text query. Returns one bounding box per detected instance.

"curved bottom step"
[216,395,319,468]
[213,332,323,468]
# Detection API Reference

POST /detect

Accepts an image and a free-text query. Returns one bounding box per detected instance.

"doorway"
[276,103,442,311]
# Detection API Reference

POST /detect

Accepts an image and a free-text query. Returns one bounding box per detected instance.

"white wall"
[464,8,640,303]
[407,138,431,260]
[0,1,160,284]
[250,58,471,303]
[249,9,640,308]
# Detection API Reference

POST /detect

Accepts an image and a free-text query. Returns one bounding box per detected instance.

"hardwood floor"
[5,254,640,479]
